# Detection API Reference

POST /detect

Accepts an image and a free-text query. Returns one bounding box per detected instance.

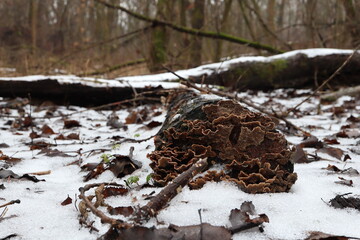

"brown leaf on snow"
[291,145,310,163]
[0,168,44,182]
[101,224,232,240]
[228,201,269,234]
[41,124,55,135]
[329,193,360,212]
[0,151,22,164]
[61,195,72,206]
[29,131,41,139]
[38,148,73,157]
[306,231,354,240]
[84,151,141,181]
[30,141,52,150]
[55,133,79,140]
[334,177,353,187]
[102,186,128,198]
[64,119,81,129]
[107,206,134,216]
[146,120,162,129]
[316,147,344,160]
[299,136,324,149]
[325,164,360,176]
[336,129,360,138]
[323,138,340,145]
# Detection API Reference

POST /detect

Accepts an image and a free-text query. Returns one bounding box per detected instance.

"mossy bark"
[190,52,360,90]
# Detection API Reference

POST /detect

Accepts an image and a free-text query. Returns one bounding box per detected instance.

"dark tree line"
[0,0,359,77]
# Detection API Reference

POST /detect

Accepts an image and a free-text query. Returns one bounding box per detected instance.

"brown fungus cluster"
[148,94,297,194]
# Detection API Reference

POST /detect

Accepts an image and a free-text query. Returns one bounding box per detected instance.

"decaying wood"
[148,90,297,194]
[0,79,164,106]
[189,51,360,90]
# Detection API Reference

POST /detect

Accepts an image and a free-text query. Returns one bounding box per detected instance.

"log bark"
[191,52,360,90]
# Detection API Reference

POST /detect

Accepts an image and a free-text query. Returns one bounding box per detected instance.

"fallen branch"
[95,0,283,54]
[286,45,359,115]
[320,85,360,102]
[78,183,132,229]
[134,158,208,223]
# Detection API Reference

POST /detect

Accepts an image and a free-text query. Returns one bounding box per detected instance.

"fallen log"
[190,50,360,90]
[148,90,297,194]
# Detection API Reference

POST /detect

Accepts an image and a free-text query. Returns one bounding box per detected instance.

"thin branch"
[94,0,283,54]
[286,45,359,116]
[78,58,146,77]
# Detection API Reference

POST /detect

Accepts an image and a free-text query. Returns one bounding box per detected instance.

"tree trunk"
[214,0,233,62]
[341,0,360,47]
[29,0,38,53]
[148,0,168,72]
[190,0,205,67]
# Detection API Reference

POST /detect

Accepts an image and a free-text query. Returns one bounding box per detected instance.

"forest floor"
[0,85,359,240]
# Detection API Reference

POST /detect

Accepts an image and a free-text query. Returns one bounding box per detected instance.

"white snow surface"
[0,48,360,240]
[0,89,359,240]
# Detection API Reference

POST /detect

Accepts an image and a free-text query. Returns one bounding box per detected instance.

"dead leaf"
[325,164,360,176]
[61,195,72,206]
[107,206,134,216]
[29,131,40,139]
[146,121,162,129]
[41,124,55,135]
[0,168,44,182]
[37,148,73,157]
[228,201,269,234]
[0,152,21,164]
[335,177,353,187]
[306,231,354,240]
[329,193,360,211]
[291,145,310,163]
[299,136,323,149]
[64,119,81,129]
[30,141,52,150]
[101,224,232,240]
[66,133,80,140]
[102,186,128,198]
[323,138,340,145]
[316,147,343,160]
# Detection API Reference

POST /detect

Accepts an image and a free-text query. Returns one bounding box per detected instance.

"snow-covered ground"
[0,48,359,239]
[0,89,359,240]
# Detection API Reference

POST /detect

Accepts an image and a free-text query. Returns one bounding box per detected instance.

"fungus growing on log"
[148,90,297,193]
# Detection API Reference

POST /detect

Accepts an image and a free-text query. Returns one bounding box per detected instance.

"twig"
[0,200,21,209]
[286,45,359,116]
[25,170,51,176]
[78,183,132,229]
[134,158,208,223]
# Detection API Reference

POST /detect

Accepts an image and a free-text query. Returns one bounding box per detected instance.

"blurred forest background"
[0,0,359,78]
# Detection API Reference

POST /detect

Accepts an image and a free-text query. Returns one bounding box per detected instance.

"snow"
[1,48,360,239]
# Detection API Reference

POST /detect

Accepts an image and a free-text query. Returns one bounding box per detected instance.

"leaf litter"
[0,85,359,239]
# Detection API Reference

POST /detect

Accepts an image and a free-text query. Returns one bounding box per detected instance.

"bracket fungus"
[148,91,297,193]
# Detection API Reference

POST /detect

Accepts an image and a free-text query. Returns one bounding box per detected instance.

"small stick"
[25,170,51,176]
[0,199,21,209]
[135,158,208,223]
